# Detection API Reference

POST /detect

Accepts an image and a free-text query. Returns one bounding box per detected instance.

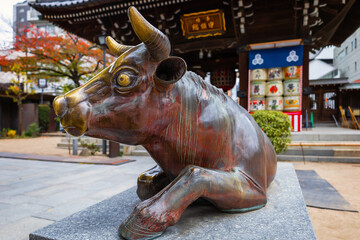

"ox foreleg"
[136,165,171,201]
[119,165,267,240]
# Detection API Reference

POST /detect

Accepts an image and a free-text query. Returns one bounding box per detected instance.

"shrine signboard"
[180,9,226,39]
[248,45,304,132]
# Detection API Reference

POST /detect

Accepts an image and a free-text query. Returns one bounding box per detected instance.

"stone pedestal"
[30,163,316,240]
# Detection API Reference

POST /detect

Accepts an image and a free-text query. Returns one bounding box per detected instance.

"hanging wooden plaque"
[180,9,226,39]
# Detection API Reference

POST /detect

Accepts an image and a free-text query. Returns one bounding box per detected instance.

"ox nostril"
[53,96,68,118]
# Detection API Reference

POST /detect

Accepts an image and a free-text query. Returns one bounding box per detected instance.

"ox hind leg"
[119,165,267,240]
[136,165,171,201]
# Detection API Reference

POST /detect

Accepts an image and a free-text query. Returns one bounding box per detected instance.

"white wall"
[333,27,360,83]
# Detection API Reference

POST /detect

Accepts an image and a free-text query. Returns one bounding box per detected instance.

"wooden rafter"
[313,0,356,47]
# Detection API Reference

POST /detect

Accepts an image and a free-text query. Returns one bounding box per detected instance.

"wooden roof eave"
[309,77,349,86]
[313,0,356,49]
[30,0,119,12]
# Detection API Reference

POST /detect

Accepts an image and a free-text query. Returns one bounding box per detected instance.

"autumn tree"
[9,26,108,87]
[5,63,36,135]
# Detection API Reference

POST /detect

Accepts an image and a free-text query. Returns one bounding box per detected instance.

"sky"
[0,0,24,49]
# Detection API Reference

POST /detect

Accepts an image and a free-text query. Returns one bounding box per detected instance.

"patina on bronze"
[53,7,277,240]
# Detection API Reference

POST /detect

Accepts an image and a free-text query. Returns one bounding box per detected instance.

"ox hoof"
[118,201,170,240]
[118,221,163,240]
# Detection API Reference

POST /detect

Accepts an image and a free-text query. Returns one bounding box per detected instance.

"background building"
[307,27,360,125]
[334,27,360,83]
[333,27,360,126]
[13,0,61,38]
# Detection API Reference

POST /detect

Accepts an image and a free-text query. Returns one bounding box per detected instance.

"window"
[338,50,345,60]
[19,8,24,13]
[345,46,348,55]
[355,38,357,49]
[28,8,40,20]
[351,41,353,51]
[20,17,24,22]
[323,92,336,110]
[310,94,317,110]
[355,62,357,72]
[322,69,338,79]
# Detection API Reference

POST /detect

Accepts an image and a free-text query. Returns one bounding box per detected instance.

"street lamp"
[98,35,106,45]
[98,35,107,154]
[38,78,47,105]
[98,35,107,69]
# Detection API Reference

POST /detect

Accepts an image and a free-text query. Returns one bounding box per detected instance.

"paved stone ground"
[0,156,156,240]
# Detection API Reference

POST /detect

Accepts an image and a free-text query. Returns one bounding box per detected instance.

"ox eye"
[117,74,131,87]
[114,68,138,89]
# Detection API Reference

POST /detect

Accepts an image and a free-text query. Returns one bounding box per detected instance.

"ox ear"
[154,57,187,86]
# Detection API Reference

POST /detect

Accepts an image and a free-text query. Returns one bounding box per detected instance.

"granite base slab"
[30,163,316,240]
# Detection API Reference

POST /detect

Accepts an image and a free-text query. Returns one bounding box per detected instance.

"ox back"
[144,71,277,189]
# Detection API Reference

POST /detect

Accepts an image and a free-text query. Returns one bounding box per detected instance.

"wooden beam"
[186,57,238,71]
[230,0,240,43]
[302,45,310,118]
[320,6,339,16]
[313,0,356,47]
[238,51,248,110]
[173,38,237,54]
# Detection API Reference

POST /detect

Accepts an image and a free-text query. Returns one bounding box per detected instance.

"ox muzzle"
[53,89,91,137]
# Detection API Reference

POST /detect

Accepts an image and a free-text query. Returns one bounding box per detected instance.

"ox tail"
[264,133,277,187]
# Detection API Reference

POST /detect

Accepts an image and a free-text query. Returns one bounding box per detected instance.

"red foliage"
[3,25,111,87]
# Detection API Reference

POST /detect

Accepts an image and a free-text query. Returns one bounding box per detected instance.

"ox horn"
[106,36,132,56]
[128,6,170,61]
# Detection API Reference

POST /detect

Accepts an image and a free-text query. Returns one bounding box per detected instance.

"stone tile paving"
[0,156,156,240]
[0,152,136,165]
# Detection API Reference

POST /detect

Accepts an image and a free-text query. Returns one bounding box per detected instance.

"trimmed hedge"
[24,123,41,137]
[253,111,292,154]
[38,104,50,132]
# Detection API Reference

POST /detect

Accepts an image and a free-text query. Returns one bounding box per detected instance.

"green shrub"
[59,83,75,94]
[38,104,50,132]
[78,138,100,155]
[0,128,10,138]
[24,123,41,137]
[252,111,292,154]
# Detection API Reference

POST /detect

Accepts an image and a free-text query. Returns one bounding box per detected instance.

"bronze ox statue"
[53,6,277,240]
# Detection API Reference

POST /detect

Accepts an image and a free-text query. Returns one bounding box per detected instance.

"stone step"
[289,141,360,148]
[334,149,360,157]
[130,150,150,156]
[291,133,360,142]
[277,154,360,163]
[60,137,104,144]
[57,143,124,150]
[314,123,337,127]
[60,137,143,148]
[58,138,146,156]
[282,148,360,157]
[57,145,99,151]
[135,145,146,150]
[282,149,332,156]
